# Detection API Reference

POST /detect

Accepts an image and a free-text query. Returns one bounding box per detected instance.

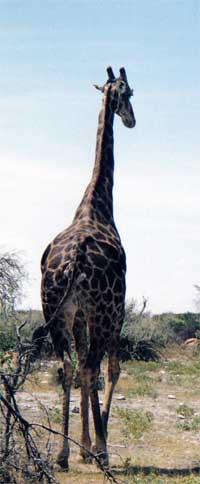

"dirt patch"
[5,353,200,482]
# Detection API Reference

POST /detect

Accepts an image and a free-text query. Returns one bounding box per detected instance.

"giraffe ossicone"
[37,66,136,470]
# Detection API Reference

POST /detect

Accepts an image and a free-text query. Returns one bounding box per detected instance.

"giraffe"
[39,66,135,470]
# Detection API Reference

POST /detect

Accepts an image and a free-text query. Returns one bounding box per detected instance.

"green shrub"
[121,302,200,361]
[119,335,163,362]
[176,404,194,418]
[116,407,154,440]
[0,329,16,351]
[0,310,45,352]
[120,300,164,361]
[153,312,200,344]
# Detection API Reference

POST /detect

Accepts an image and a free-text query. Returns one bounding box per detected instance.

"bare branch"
[0,386,128,484]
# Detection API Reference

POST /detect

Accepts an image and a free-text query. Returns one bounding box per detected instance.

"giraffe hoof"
[92,444,109,467]
[57,450,69,470]
[80,443,93,463]
[80,452,93,464]
[98,452,109,468]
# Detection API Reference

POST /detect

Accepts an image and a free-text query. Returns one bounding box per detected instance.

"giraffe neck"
[92,90,114,195]
[74,89,115,224]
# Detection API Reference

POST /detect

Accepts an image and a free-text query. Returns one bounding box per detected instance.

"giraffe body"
[40,67,135,469]
[42,218,126,359]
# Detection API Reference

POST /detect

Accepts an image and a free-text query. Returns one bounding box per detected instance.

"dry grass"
[9,350,200,483]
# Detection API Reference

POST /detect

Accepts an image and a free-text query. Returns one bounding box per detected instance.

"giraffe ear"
[107,66,115,82]
[93,84,104,92]
[94,66,116,93]
[119,67,128,82]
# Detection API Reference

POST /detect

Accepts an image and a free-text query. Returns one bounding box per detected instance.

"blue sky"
[0,0,200,313]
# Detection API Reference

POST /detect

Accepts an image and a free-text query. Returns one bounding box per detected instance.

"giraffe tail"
[31,325,49,361]
[31,258,87,360]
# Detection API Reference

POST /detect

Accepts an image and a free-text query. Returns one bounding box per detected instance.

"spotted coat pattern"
[40,66,135,469]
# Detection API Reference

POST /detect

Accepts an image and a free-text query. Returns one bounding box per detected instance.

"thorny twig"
[0,319,56,483]
[0,391,129,484]
[0,321,130,484]
[133,296,148,325]
[0,387,129,483]
[0,389,58,483]
[29,423,129,484]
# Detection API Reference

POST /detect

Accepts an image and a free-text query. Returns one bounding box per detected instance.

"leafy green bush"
[120,301,200,361]
[0,329,17,351]
[115,407,154,440]
[0,310,45,352]
[153,312,200,344]
[119,334,163,362]
[119,300,164,362]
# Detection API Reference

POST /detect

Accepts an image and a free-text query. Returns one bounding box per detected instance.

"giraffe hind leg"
[49,306,76,470]
[57,350,73,470]
[73,311,92,463]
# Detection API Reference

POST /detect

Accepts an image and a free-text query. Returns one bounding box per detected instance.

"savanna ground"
[3,345,200,484]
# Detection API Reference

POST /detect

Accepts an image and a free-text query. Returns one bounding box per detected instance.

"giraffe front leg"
[101,353,120,438]
[57,353,73,470]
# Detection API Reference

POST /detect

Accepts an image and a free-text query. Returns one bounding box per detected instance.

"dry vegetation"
[2,345,200,483]
[1,254,200,482]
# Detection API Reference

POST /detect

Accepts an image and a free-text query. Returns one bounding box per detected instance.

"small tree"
[194,285,200,312]
[0,251,26,316]
[0,251,27,351]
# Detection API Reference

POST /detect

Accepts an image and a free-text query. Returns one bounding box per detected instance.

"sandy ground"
[2,351,200,483]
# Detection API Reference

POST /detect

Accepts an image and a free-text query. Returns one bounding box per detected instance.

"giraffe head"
[95,66,136,128]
